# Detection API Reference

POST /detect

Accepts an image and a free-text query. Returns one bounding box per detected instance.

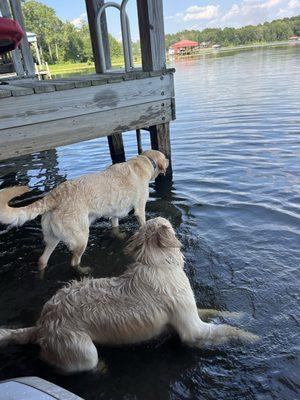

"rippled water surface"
[0,46,299,400]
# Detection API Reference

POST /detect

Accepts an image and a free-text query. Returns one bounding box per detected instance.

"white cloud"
[164,0,299,33]
[221,0,286,26]
[277,0,300,16]
[70,13,87,28]
[184,5,220,21]
[222,4,240,22]
[165,12,184,21]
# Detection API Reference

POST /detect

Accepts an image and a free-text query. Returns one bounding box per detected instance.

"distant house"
[169,40,199,55]
[200,41,210,48]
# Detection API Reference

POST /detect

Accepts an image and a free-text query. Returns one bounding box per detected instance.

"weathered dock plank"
[0,87,12,98]
[0,74,174,130]
[0,99,172,160]
[5,81,56,93]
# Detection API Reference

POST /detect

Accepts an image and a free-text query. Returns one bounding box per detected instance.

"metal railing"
[96,0,134,73]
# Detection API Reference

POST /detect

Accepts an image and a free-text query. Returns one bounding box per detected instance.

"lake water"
[0,45,300,400]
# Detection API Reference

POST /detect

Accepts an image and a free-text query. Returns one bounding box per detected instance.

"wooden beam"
[107,133,126,163]
[10,0,35,76]
[149,122,172,176]
[136,0,166,71]
[85,0,111,73]
[0,75,173,129]
[0,99,172,161]
[0,0,25,77]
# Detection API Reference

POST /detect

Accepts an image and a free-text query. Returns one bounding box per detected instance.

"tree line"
[165,15,300,48]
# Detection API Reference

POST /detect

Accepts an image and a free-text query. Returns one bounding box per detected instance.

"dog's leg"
[40,331,98,374]
[70,241,92,275]
[171,305,258,347]
[197,308,245,321]
[111,217,119,228]
[110,217,126,239]
[38,236,60,271]
[134,206,146,226]
[39,214,59,271]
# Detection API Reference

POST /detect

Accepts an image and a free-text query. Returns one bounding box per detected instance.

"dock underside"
[0,70,175,161]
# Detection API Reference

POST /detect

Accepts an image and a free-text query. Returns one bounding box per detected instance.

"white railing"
[96,0,134,73]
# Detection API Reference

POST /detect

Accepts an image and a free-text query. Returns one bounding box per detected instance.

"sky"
[41,0,300,39]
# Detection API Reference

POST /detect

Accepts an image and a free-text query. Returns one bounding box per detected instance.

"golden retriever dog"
[0,217,257,374]
[0,150,169,272]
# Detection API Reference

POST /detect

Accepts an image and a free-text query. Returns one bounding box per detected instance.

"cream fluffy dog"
[0,217,257,374]
[0,150,169,271]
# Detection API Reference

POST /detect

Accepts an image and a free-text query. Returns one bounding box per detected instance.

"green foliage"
[165,15,300,48]
[109,34,123,58]
[22,0,123,64]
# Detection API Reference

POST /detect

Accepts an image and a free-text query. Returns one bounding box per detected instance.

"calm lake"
[0,45,299,400]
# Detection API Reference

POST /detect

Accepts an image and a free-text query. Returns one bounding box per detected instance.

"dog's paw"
[75,265,93,276]
[96,360,108,375]
[111,229,126,240]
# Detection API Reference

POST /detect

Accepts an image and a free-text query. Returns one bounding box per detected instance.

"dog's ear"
[154,225,181,249]
[124,231,143,258]
[157,158,169,175]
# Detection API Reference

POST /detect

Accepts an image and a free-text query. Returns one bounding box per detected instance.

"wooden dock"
[0,0,175,175]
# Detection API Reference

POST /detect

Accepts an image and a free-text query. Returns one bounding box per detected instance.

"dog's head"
[142,150,169,177]
[125,217,182,266]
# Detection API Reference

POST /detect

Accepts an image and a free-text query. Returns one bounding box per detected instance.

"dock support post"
[137,0,173,177]
[149,122,172,177]
[85,0,111,72]
[136,0,166,71]
[107,133,126,164]
[136,129,143,154]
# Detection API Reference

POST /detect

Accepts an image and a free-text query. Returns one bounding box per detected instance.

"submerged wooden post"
[85,0,111,72]
[149,123,172,177]
[107,133,126,164]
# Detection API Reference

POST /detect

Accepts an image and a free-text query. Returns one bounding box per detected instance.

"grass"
[48,57,141,75]
[49,41,290,75]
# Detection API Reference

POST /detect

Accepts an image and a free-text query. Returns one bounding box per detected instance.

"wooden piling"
[136,129,143,154]
[107,133,126,164]
[149,122,172,176]
[85,0,111,72]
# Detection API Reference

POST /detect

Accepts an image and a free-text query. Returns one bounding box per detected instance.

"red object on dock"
[0,17,24,54]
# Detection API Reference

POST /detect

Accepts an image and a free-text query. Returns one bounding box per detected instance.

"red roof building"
[289,35,300,41]
[169,40,199,55]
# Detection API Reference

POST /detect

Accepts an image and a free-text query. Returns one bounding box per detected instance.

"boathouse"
[0,0,175,175]
[169,39,198,55]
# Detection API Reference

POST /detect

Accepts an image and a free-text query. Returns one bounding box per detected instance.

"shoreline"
[167,41,293,60]
[49,41,294,76]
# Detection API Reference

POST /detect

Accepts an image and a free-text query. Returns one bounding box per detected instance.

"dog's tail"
[0,186,56,227]
[0,327,36,346]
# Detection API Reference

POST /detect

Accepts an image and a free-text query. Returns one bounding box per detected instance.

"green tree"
[108,34,123,58]
[22,0,63,62]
